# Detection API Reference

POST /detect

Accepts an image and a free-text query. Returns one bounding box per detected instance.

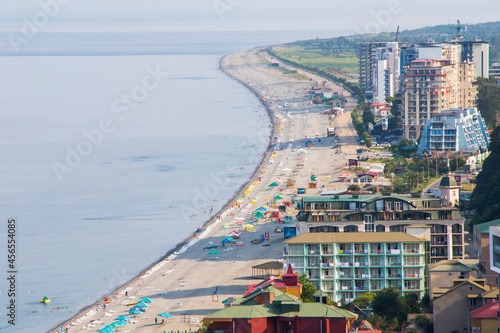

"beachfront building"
[401,43,478,139]
[296,182,465,263]
[359,42,400,102]
[489,226,500,282]
[283,232,427,303]
[204,265,357,332]
[417,108,490,154]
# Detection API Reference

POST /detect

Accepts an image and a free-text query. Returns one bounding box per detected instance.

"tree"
[372,287,404,322]
[347,184,361,191]
[403,293,420,314]
[414,314,433,333]
[476,77,500,128]
[351,292,375,308]
[298,274,316,302]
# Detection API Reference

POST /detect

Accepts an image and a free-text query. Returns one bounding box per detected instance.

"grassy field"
[271,45,359,81]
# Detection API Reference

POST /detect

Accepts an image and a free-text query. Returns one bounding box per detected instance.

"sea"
[0,29,347,332]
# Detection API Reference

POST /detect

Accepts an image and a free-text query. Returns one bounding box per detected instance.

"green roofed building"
[283,232,428,303]
[296,191,464,263]
[205,284,357,333]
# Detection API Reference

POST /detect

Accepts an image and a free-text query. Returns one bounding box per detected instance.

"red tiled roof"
[380,107,391,110]
[471,300,499,319]
[369,103,385,107]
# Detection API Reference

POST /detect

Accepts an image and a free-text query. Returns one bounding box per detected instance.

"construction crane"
[395,26,400,42]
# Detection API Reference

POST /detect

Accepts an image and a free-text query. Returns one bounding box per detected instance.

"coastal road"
[259,50,362,154]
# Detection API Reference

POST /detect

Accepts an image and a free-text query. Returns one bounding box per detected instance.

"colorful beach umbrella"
[158,312,174,319]
[274,195,283,200]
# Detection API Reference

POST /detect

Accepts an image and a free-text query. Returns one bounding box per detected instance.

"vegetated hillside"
[470,126,500,225]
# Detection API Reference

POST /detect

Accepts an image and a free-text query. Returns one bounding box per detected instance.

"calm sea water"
[0,29,344,332]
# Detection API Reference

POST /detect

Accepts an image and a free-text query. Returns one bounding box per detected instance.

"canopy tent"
[141,297,154,303]
[253,211,265,218]
[158,312,174,319]
[254,206,269,213]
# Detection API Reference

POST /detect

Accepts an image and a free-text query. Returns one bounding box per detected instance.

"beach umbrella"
[115,315,131,321]
[109,320,128,327]
[158,312,174,319]
[129,309,141,314]
[274,195,283,200]
[98,326,116,333]
[136,301,149,308]
[141,297,154,303]
[208,250,220,254]
[130,306,146,312]
[235,221,244,225]
[269,182,279,186]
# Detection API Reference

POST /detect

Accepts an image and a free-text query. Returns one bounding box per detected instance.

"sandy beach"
[51,47,364,333]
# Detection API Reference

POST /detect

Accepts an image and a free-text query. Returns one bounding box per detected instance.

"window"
[394,201,402,210]
[423,201,431,208]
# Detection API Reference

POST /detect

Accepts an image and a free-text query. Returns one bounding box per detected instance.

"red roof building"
[471,299,500,331]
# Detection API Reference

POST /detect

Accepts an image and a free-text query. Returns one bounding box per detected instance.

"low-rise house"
[472,219,500,287]
[204,266,357,333]
[433,276,497,333]
[471,300,500,332]
[428,259,480,299]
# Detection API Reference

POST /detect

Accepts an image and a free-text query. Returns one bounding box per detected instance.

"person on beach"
[155,317,158,324]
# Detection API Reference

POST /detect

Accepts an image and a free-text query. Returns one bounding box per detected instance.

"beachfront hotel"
[295,176,464,263]
[283,232,427,303]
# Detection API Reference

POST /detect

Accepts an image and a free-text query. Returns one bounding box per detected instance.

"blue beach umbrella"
[141,297,154,303]
[110,320,128,327]
[115,315,131,321]
[158,312,174,319]
[136,301,149,308]
[98,326,116,333]
[129,309,141,314]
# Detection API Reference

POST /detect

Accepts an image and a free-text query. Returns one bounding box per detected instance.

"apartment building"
[359,42,400,102]
[283,232,427,303]
[417,107,490,154]
[296,182,464,263]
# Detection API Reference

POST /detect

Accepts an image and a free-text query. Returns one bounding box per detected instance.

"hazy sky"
[1,0,499,33]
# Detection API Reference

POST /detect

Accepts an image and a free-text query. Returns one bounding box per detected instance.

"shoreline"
[49,48,279,332]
